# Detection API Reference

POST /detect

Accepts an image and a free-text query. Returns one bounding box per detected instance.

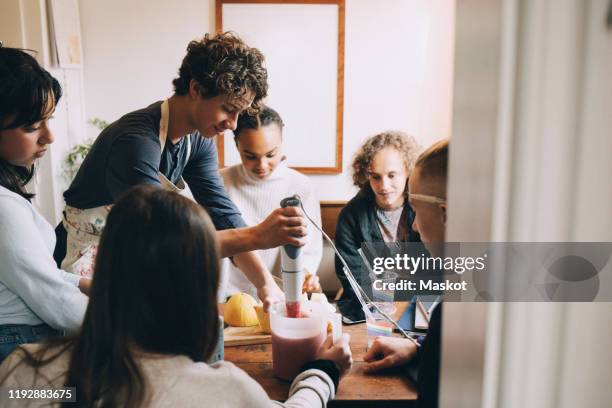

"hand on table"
[363,336,418,373]
[316,333,353,379]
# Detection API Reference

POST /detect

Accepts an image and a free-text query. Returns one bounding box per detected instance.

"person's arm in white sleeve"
[227,363,334,408]
[0,197,88,332]
[228,333,351,407]
[274,369,335,407]
[61,271,81,287]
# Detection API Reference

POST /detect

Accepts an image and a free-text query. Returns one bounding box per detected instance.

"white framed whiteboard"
[216,0,345,174]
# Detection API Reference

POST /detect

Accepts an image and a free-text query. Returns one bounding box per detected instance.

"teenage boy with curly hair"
[59,33,301,308]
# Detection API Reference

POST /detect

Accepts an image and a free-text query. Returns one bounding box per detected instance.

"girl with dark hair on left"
[0,46,90,362]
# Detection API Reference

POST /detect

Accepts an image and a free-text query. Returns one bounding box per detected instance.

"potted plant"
[63,117,109,182]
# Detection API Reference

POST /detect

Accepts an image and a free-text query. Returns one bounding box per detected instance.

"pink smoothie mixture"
[272,331,325,381]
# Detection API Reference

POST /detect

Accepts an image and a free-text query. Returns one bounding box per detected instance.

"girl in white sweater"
[0,186,351,407]
[220,106,322,298]
[0,46,90,362]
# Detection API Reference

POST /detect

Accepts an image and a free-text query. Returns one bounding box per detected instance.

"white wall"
[79,0,213,131]
[0,0,87,225]
[79,0,455,201]
[0,1,25,48]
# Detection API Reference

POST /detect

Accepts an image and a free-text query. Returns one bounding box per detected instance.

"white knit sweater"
[0,185,87,331]
[0,344,336,408]
[220,162,322,298]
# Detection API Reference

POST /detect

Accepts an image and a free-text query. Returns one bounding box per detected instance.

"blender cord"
[294,195,420,347]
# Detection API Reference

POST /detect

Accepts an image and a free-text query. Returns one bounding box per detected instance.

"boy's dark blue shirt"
[64,101,246,230]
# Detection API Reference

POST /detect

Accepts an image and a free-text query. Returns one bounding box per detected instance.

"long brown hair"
[2,185,220,407]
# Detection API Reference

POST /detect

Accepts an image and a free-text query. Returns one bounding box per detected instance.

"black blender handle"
[280,195,301,254]
[280,195,300,208]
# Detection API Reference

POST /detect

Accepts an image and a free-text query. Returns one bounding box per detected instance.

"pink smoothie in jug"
[270,301,327,381]
[272,330,325,381]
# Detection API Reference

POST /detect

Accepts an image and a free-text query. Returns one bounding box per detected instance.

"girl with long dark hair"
[0,46,90,361]
[0,186,352,407]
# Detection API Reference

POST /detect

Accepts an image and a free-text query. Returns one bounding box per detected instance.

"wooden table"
[223,302,417,407]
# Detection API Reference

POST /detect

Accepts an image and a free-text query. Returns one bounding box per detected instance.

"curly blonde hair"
[352,131,422,193]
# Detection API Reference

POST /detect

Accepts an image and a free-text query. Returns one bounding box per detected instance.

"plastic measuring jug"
[270,301,327,381]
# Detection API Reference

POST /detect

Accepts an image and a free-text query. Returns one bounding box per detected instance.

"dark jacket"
[334,189,420,321]
[416,303,441,408]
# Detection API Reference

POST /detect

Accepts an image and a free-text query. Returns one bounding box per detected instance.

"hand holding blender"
[280,195,304,318]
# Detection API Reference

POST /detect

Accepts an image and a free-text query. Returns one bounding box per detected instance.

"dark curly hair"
[0,47,62,200]
[234,105,284,140]
[172,32,268,113]
[352,131,421,195]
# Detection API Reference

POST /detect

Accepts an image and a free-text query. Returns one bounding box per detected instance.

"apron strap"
[160,99,192,161]
[186,134,192,161]
[159,99,170,154]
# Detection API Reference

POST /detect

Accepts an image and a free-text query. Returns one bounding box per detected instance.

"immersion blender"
[280,195,303,318]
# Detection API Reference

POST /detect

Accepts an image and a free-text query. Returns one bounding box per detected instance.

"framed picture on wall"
[216,0,345,174]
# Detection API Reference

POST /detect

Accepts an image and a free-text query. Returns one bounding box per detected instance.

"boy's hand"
[254,207,307,249]
[363,336,418,373]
